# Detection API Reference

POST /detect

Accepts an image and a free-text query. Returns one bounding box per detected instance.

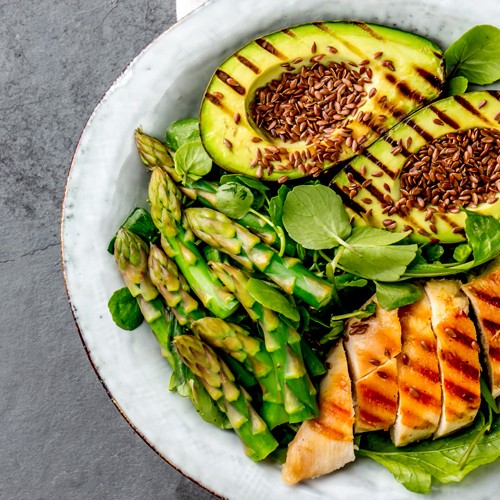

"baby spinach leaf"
[453,243,472,263]
[337,227,418,281]
[282,185,352,249]
[358,413,500,494]
[375,282,423,310]
[174,140,212,184]
[464,210,500,266]
[247,278,300,321]
[422,243,444,263]
[447,75,468,95]
[108,287,144,330]
[215,182,254,219]
[445,25,500,84]
[165,118,200,151]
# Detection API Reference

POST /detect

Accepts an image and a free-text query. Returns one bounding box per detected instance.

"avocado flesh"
[331,91,500,244]
[200,21,445,181]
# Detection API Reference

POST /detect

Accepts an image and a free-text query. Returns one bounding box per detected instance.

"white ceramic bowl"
[62,0,500,498]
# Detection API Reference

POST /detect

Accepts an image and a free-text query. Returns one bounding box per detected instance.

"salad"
[107,22,500,494]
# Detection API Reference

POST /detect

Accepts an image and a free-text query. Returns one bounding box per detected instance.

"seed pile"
[397,127,500,213]
[251,61,368,144]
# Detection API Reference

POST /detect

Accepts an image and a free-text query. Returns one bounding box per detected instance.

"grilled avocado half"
[331,91,500,243]
[200,21,445,181]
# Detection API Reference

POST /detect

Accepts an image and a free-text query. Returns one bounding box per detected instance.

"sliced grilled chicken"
[355,357,399,433]
[282,342,355,485]
[344,297,402,380]
[391,294,442,446]
[462,258,500,398]
[424,280,481,438]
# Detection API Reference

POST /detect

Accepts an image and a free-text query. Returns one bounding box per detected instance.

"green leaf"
[108,287,144,330]
[453,243,472,263]
[220,174,268,210]
[447,75,468,95]
[422,243,444,263]
[269,185,290,227]
[282,185,352,249]
[165,118,200,151]
[174,140,212,184]
[333,273,368,290]
[358,413,500,493]
[445,25,500,84]
[375,282,423,310]
[338,227,417,281]
[215,182,254,219]
[464,210,500,266]
[107,207,158,254]
[481,377,500,414]
[330,301,376,321]
[319,321,345,345]
[247,278,300,321]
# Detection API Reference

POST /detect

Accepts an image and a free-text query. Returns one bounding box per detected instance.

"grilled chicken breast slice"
[344,297,402,380]
[424,280,481,438]
[391,294,442,447]
[354,357,398,433]
[462,258,500,398]
[282,343,355,485]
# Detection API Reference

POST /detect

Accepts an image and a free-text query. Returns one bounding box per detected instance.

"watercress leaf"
[422,243,445,263]
[453,243,472,263]
[330,302,376,321]
[301,340,327,376]
[215,182,254,219]
[165,118,200,151]
[359,414,500,492]
[220,174,268,193]
[174,140,212,184]
[339,243,418,281]
[346,226,411,246]
[282,185,352,249]
[375,282,423,310]
[464,210,500,265]
[319,321,345,345]
[445,25,500,84]
[247,278,300,321]
[108,287,144,330]
[447,75,468,95]
[269,185,290,227]
[334,273,368,290]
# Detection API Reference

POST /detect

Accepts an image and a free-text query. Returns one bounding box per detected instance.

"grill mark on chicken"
[357,385,398,410]
[443,350,481,380]
[443,379,480,404]
[471,290,500,308]
[439,324,476,348]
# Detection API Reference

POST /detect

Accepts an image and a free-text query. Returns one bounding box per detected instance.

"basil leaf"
[447,75,468,95]
[445,25,500,85]
[165,118,200,151]
[358,413,500,494]
[375,282,423,310]
[464,210,500,266]
[282,185,352,249]
[215,182,254,219]
[174,140,212,184]
[247,278,300,321]
[108,287,144,330]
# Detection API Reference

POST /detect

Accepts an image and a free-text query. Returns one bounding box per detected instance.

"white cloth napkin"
[176,0,207,20]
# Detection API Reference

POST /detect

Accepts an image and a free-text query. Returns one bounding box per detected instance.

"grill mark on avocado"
[385,73,426,104]
[313,23,366,59]
[255,38,286,60]
[343,165,388,205]
[488,90,500,102]
[235,54,261,74]
[329,182,365,215]
[377,96,407,120]
[453,95,488,120]
[215,70,246,95]
[362,150,399,179]
[281,28,296,37]
[429,105,460,129]
[347,21,384,40]
[415,67,443,90]
[403,118,434,142]
[379,134,410,157]
[204,92,224,107]
[438,214,459,230]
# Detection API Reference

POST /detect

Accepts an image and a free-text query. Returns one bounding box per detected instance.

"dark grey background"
[0,1,216,498]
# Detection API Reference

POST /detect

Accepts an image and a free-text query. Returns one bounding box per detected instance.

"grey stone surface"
[0,1,216,498]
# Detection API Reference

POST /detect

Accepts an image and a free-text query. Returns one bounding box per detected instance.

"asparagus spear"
[185,207,334,309]
[174,334,278,461]
[210,262,319,423]
[148,166,239,318]
[148,243,287,427]
[191,317,288,428]
[134,128,279,247]
[113,228,228,428]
